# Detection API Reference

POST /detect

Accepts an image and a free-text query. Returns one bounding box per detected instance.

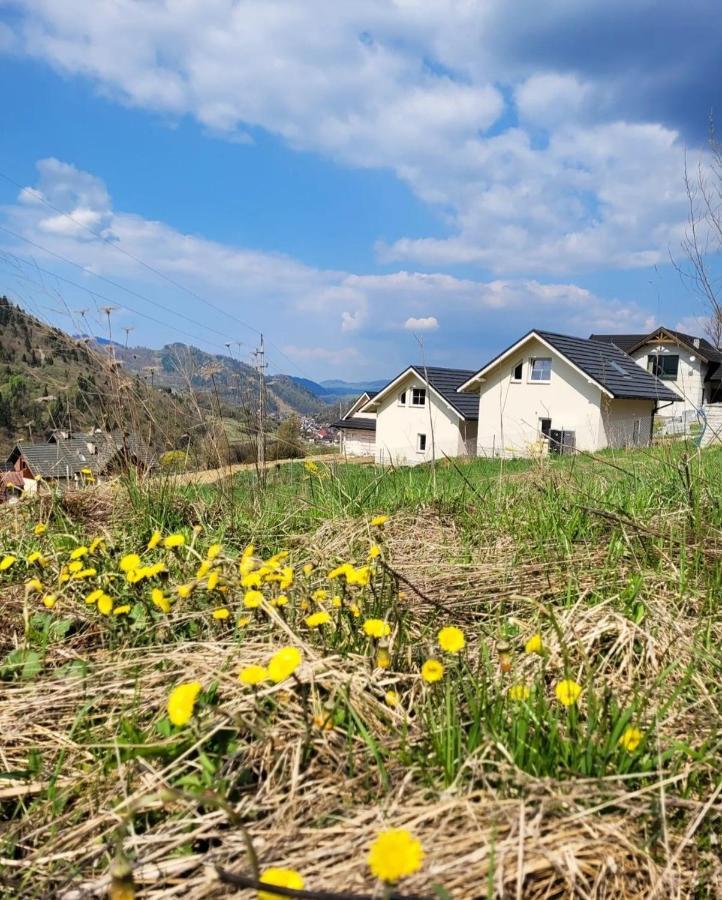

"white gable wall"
[374,373,472,466]
[474,337,605,456]
[628,343,705,415]
[339,428,375,457]
[600,397,655,447]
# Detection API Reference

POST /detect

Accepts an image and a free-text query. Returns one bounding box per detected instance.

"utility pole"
[253,334,268,475]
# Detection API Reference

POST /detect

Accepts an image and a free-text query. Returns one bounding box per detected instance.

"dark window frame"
[411,387,426,406]
[417,433,427,452]
[647,353,679,380]
[512,361,523,382]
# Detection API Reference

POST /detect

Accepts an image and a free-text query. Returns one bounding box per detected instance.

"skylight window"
[609,361,630,377]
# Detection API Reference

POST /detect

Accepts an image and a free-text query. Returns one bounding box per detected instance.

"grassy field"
[1,446,722,898]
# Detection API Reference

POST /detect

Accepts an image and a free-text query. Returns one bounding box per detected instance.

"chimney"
[694,337,700,348]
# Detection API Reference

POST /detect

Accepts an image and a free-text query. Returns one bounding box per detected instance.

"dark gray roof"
[410,366,479,419]
[6,431,154,478]
[591,327,722,363]
[8,442,88,478]
[589,333,648,353]
[536,331,679,401]
[332,417,376,432]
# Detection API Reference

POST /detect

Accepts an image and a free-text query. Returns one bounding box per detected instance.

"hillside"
[0,297,195,453]
[289,375,389,401]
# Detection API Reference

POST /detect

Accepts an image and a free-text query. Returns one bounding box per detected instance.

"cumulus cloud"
[0,158,656,378]
[404,316,439,332]
[3,1,711,275]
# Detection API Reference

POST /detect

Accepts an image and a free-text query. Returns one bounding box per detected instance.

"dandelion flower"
[89,536,105,555]
[349,603,361,618]
[42,594,57,609]
[272,594,289,607]
[68,561,84,574]
[258,867,305,900]
[239,664,267,685]
[207,543,222,560]
[97,594,113,615]
[207,570,220,591]
[164,533,185,549]
[85,588,104,605]
[25,577,43,593]
[71,567,96,580]
[375,643,391,669]
[305,610,332,628]
[176,583,193,599]
[368,829,423,883]
[212,607,230,620]
[370,514,390,527]
[437,625,465,654]
[328,562,353,580]
[113,604,131,616]
[237,615,251,629]
[26,551,45,566]
[147,530,162,550]
[364,618,391,639]
[508,684,530,702]
[119,553,141,574]
[267,646,302,683]
[555,679,582,707]
[167,681,202,727]
[619,726,643,752]
[368,543,381,559]
[524,633,544,655]
[0,555,17,571]
[151,588,171,613]
[196,559,213,579]
[70,546,89,560]
[421,659,444,683]
[33,523,47,536]
[244,589,264,609]
[384,690,399,707]
[302,563,314,576]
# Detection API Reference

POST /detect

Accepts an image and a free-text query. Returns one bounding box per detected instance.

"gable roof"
[362,365,479,420]
[342,392,376,420]
[332,417,376,432]
[458,330,679,402]
[6,431,154,478]
[591,327,722,364]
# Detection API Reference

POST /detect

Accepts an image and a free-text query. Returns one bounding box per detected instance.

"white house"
[361,366,478,466]
[590,326,722,417]
[457,330,678,457]
[332,392,376,457]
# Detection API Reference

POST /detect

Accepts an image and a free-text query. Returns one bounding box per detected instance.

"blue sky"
[0,1,719,380]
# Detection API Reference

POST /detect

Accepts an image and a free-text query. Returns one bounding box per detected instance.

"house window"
[529,357,552,382]
[512,361,523,382]
[412,388,426,406]
[398,390,407,406]
[647,354,679,380]
[539,418,552,438]
[417,433,427,452]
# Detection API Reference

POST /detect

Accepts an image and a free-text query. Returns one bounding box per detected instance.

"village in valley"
[1,4,722,900]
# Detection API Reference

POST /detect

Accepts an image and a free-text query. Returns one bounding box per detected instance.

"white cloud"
[404,316,439,331]
[3,1,701,275]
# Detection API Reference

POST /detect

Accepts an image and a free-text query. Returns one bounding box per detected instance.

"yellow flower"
[524,633,544,655]
[59,572,70,584]
[97,594,113,615]
[370,514,390,527]
[237,615,251,629]
[348,565,371,587]
[119,553,141,573]
[80,466,92,476]
[176,583,193,599]
[33,523,47,536]
[26,551,45,566]
[258,867,305,900]
[437,625,465,654]
[85,588,104,605]
[207,570,220,591]
[384,690,399,707]
[349,603,361,618]
[304,610,332,628]
[272,593,289,607]
[364,618,391,639]
[89,536,105,554]
[145,561,167,578]
[508,684,530,702]
[368,828,424,883]
[244,589,264,608]
[70,546,89,560]
[421,659,444,683]
[212,607,230,620]
[279,566,294,590]
[555,679,582,707]
[164,533,185,549]
[151,588,171,613]
[312,588,328,603]
[25,577,43,593]
[196,559,212,579]
[239,664,268,685]
[302,563,314,576]
[71,567,96,580]
[207,543,222,560]
[147,530,162,550]
[113,604,131,616]
[167,681,202,727]
[0,555,17,571]
[331,595,342,608]
[304,460,320,474]
[42,594,57,609]
[619,726,643,752]
[192,524,203,536]
[267,646,302,683]
[328,562,354,580]
[68,560,84,573]
[368,543,381,559]
[375,644,391,669]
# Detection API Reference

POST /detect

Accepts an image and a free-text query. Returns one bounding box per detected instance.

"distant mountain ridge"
[288,376,389,400]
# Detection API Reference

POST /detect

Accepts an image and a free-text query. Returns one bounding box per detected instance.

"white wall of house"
[474,337,605,456]
[600,398,655,448]
[339,428,375,457]
[628,343,705,415]
[374,374,474,466]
